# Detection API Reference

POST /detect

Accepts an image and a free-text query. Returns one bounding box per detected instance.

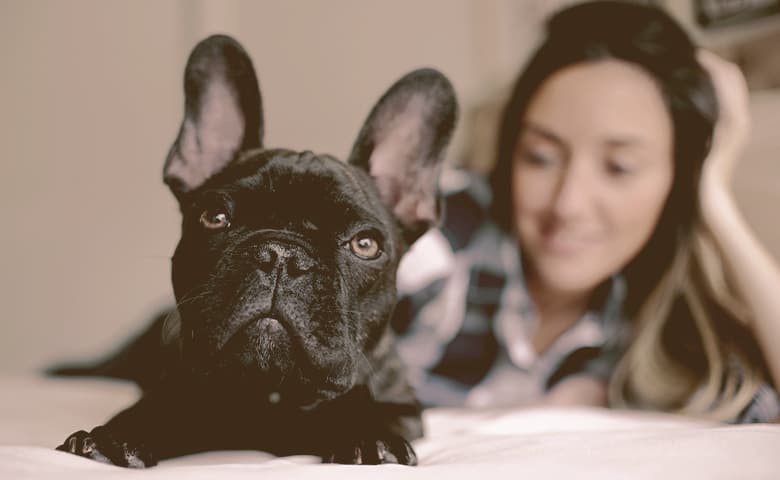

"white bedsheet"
[1,375,778,479]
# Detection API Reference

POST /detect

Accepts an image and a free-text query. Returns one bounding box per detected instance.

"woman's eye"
[348,234,381,260]
[605,159,635,177]
[521,148,558,168]
[199,210,231,230]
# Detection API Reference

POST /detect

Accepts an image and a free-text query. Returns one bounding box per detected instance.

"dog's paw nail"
[378,437,416,465]
[82,437,96,454]
[376,440,399,463]
[402,440,417,466]
[353,446,363,464]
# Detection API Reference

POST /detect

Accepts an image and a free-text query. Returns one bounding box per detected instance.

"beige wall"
[1,0,190,372]
[1,0,778,373]
[0,0,526,373]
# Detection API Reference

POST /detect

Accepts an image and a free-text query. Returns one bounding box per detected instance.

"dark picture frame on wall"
[691,0,780,90]
[696,0,780,29]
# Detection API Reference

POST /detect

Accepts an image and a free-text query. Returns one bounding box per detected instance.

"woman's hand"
[696,50,752,227]
[697,50,751,198]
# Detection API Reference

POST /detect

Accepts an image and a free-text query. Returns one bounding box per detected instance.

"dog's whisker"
[359,351,376,383]
[174,288,213,309]
[161,310,182,346]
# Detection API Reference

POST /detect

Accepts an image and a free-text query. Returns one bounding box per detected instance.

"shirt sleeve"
[735,383,780,423]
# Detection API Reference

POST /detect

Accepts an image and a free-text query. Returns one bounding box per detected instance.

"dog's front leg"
[318,334,424,466]
[317,385,420,465]
[56,389,178,468]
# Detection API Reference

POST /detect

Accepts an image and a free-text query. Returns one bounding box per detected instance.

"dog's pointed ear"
[348,68,458,244]
[164,34,263,200]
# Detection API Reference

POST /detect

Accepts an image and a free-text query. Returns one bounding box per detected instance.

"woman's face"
[513,59,674,294]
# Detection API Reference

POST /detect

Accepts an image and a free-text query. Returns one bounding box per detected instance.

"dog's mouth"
[211,314,359,406]
[246,316,287,338]
[212,315,295,381]
[223,314,292,354]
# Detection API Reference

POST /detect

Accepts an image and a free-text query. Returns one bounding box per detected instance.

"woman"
[393,0,780,422]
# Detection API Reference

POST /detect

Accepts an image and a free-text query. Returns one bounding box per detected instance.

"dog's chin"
[216,317,294,379]
[282,376,356,411]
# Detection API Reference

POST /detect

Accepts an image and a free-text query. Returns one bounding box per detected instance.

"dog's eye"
[348,235,381,260]
[199,210,231,230]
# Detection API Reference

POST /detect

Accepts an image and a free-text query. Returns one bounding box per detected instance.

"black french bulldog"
[53,34,456,467]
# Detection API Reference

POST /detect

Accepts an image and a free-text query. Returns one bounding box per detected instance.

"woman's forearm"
[700,176,780,388]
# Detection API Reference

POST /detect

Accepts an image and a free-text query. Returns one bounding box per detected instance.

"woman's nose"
[550,161,591,219]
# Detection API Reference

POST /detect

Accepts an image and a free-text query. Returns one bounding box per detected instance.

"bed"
[1,375,777,479]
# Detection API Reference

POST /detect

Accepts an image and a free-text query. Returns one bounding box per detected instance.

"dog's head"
[162,35,456,407]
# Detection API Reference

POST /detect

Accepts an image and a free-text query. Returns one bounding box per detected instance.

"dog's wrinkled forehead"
[194,148,394,233]
[165,35,457,247]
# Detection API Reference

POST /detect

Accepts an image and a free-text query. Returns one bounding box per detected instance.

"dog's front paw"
[323,434,417,465]
[56,426,157,468]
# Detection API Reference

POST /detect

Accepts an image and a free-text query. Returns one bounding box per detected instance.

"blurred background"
[1,0,779,374]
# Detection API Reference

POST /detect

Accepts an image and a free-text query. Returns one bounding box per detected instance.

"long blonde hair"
[608,220,765,421]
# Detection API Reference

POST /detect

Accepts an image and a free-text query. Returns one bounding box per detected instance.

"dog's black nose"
[257,242,314,278]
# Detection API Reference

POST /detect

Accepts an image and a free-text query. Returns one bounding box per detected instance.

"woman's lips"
[540,231,599,255]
